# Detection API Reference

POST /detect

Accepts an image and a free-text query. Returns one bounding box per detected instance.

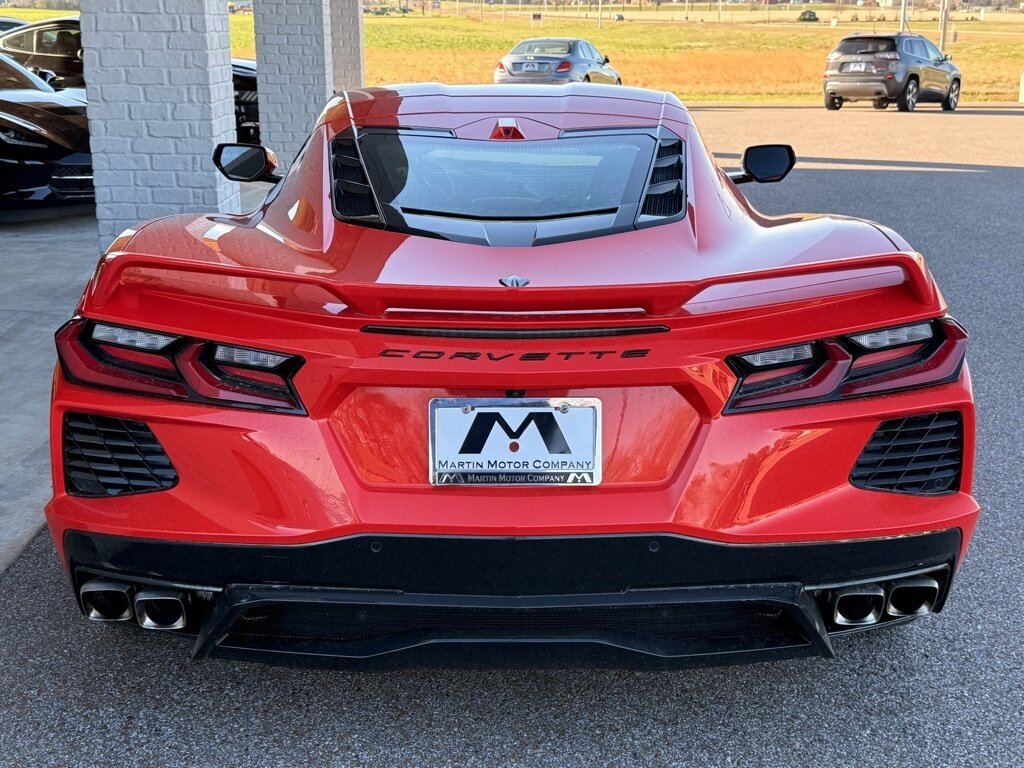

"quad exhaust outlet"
[886,576,940,617]
[134,590,189,631]
[829,583,886,627]
[80,579,134,622]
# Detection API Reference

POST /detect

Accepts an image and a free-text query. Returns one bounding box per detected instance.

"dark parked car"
[495,38,621,85]
[0,17,261,141]
[0,15,26,32]
[798,10,818,21]
[823,33,961,112]
[0,52,92,218]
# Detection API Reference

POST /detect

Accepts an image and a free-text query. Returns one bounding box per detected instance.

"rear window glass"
[835,37,896,54]
[357,133,657,221]
[511,40,572,56]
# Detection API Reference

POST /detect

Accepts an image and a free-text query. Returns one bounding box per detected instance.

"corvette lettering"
[381,348,650,361]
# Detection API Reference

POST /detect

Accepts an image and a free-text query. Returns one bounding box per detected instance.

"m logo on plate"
[459,412,570,455]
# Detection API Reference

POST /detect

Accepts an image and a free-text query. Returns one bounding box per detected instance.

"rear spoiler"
[90,251,935,317]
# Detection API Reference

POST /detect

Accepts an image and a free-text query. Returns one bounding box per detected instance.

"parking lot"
[1,104,1023,767]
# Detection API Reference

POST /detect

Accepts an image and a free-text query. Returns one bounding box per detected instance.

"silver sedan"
[494,38,622,85]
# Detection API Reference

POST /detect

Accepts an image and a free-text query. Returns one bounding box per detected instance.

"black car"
[0,52,93,218]
[0,16,26,33]
[0,17,261,141]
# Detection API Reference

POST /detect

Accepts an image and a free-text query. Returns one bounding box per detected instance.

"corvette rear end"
[46,84,978,664]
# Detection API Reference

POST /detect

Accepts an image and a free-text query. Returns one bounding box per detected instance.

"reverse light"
[91,323,178,350]
[56,318,305,414]
[848,322,932,349]
[726,318,966,413]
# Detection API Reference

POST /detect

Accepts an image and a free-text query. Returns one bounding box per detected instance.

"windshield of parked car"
[0,53,48,90]
[357,133,657,221]
[511,40,572,56]
[835,37,896,55]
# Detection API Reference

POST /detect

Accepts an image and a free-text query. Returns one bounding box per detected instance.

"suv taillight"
[55,319,305,414]
[725,318,967,413]
[874,51,900,60]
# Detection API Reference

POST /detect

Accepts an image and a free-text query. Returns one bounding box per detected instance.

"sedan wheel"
[872,99,888,110]
[897,80,918,112]
[942,80,960,112]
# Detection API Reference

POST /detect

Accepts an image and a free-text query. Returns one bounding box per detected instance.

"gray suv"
[823,33,961,112]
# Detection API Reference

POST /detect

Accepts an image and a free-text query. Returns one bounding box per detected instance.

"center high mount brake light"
[55,319,305,414]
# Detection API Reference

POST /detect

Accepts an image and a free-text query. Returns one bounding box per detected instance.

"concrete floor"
[1,104,1022,766]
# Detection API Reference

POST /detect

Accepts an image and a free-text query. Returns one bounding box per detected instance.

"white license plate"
[848,62,867,72]
[522,62,538,71]
[429,398,602,486]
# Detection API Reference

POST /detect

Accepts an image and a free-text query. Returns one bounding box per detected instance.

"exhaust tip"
[134,590,189,631]
[886,576,940,617]
[830,584,885,627]
[80,579,134,622]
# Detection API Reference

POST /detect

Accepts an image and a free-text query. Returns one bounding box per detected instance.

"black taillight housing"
[725,318,967,413]
[55,319,305,414]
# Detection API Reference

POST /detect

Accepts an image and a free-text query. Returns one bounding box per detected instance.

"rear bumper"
[825,77,902,100]
[66,528,962,663]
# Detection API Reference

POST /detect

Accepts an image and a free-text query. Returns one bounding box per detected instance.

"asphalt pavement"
[1,104,1022,767]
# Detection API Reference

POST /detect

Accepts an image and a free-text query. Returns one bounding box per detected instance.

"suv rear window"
[834,37,896,55]
[357,132,656,221]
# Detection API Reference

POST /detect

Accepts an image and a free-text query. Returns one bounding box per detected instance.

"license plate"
[522,62,538,71]
[429,398,602,486]
[847,62,867,72]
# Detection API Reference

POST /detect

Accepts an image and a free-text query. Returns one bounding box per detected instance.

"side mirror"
[730,144,796,185]
[36,69,63,87]
[603,55,611,64]
[213,143,282,183]
[943,53,953,62]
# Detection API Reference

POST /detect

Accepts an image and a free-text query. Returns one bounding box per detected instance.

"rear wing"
[89,251,936,317]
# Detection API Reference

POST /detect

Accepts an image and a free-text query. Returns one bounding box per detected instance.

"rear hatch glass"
[834,37,897,55]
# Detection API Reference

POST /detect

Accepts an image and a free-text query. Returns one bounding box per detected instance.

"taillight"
[496,61,506,72]
[555,60,572,73]
[55,319,305,414]
[725,318,966,413]
[874,51,900,60]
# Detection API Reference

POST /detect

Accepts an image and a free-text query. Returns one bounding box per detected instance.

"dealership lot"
[1,104,1022,767]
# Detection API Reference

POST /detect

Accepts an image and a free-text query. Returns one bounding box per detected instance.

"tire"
[872,99,888,110]
[897,78,919,112]
[942,79,960,111]
[824,94,842,111]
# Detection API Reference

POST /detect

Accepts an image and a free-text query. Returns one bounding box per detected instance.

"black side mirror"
[36,69,63,88]
[730,144,796,185]
[603,55,611,64]
[213,143,282,183]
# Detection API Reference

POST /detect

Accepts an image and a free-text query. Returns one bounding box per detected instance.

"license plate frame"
[429,398,602,487]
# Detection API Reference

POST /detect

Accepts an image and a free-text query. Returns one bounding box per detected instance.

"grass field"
[6,7,1024,101]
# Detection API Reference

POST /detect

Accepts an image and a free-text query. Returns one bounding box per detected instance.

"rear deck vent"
[63,413,177,497]
[330,134,381,221]
[640,138,684,220]
[850,411,963,495]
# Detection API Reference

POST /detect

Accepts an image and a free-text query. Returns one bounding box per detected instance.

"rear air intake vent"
[639,137,685,220]
[850,411,962,495]
[330,134,381,221]
[63,413,177,497]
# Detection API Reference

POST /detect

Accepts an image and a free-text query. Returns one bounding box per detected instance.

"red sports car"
[47,84,977,664]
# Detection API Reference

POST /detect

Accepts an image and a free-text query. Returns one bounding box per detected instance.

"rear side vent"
[330,134,381,221]
[63,413,178,497]
[851,412,963,495]
[640,137,685,220]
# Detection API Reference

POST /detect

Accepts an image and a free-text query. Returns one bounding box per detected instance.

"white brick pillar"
[331,0,365,93]
[80,0,239,248]
[254,0,333,168]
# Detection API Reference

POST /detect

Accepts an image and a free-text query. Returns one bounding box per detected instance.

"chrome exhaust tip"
[80,579,134,622]
[886,576,940,618]
[830,584,885,627]
[134,590,189,631]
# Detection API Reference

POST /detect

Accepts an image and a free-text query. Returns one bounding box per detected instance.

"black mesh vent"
[63,413,178,497]
[48,165,94,198]
[851,412,963,495]
[640,138,684,219]
[224,600,805,655]
[330,135,379,220]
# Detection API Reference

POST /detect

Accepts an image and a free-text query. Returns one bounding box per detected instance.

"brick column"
[331,0,365,93]
[80,0,239,248]
[254,0,333,169]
